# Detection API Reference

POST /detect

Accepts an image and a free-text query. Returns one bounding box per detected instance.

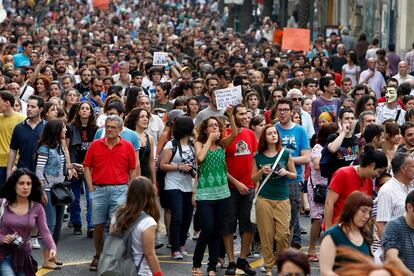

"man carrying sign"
[195,85,225,127]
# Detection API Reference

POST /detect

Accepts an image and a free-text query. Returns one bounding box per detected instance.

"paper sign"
[215,86,242,110]
[281,28,311,53]
[153,52,168,66]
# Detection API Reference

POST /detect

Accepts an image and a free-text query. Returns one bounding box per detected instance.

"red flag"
[93,0,110,10]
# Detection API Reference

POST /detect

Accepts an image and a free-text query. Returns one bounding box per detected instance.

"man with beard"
[194,85,224,127]
[397,122,414,153]
[222,104,257,276]
[74,68,92,96]
[12,68,34,102]
[275,98,310,249]
[54,58,68,81]
[80,77,106,116]
[7,95,45,177]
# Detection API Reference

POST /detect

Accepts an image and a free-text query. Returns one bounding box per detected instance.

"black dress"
[139,133,152,181]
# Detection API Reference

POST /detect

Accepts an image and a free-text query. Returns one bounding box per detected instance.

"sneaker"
[179,246,188,256]
[260,266,266,273]
[225,262,236,275]
[73,224,82,235]
[31,237,41,249]
[171,251,183,260]
[89,255,99,271]
[87,229,94,239]
[236,258,256,275]
[166,244,171,249]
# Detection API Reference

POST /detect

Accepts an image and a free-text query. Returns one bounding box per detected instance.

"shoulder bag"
[250,148,285,224]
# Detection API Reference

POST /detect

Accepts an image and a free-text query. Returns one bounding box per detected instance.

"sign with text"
[153,52,168,66]
[215,86,242,110]
[281,28,311,53]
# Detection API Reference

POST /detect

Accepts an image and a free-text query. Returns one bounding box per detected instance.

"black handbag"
[44,174,75,206]
[309,175,327,204]
[50,181,75,206]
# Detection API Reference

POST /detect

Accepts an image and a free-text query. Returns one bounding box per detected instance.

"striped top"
[35,152,65,190]
[382,216,414,272]
[376,177,414,222]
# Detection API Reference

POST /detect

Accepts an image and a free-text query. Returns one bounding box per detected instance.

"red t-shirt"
[225,128,258,189]
[329,166,373,225]
[83,137,137,185]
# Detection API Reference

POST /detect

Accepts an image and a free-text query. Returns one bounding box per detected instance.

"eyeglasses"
[277,108,291,113]
[291,97,303,101]
[207,123,219,128]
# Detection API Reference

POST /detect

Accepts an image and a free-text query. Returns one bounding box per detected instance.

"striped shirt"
[376,177,414,222]
[405,50,414,73]
[382,216,414,272]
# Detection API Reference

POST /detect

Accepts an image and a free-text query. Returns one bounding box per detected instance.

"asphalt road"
[34,208,320,276]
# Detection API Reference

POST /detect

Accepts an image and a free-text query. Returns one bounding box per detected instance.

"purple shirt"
[0,200,56,260]
[311,96,342,129]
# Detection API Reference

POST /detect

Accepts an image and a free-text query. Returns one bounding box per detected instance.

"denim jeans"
[0,167,7,188]
[0,255,25,276]
[193,198,229,270]
[165,190,193,253]
[69,178,92,229]
[90,184,127,226]
[289,182,301,245]
[43,191,65,244]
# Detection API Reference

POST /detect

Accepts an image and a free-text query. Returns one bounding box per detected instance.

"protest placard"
[215,86,243,110]
[281,28,311,52]
[153,52,168,66]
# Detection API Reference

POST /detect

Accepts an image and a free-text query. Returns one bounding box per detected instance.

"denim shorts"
[90,184,128,225]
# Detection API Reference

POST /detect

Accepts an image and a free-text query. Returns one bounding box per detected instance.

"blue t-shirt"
[13,53,30,68]
[276,123,310,183]
[80,92,107,116]
[94,127,140,151]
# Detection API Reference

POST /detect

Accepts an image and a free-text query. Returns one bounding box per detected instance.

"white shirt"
[375,103,405,125]
[359,69,386,98]
[301,109,315,140]
[392,73,414,84]
[19,84,34,102]
[376,177,414,222]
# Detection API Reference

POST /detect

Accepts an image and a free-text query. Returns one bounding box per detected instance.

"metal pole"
[309,0,314,40]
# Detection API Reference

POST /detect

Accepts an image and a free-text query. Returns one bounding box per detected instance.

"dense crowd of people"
[0,0,414,275]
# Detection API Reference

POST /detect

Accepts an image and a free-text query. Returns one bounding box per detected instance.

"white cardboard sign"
[153,52,168,66]
[215,85,242,110]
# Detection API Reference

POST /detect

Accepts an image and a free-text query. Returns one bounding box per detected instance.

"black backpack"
[156,139,194,192]
[319,145,335,179]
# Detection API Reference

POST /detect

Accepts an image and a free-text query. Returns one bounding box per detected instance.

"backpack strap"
[123,212,149,257]
[395,109,401,122]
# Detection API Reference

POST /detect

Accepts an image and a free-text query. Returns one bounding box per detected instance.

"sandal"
[218,258,227,268]
[42,261,62,270]
[307,253,319,262]
[192,267,203,276]
[51,257,63,266]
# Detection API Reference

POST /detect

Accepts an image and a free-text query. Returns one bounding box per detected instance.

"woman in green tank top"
[251,125,297,275]
[192,115,234,276]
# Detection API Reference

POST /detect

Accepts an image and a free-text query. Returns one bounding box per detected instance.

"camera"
[11,235,24,249]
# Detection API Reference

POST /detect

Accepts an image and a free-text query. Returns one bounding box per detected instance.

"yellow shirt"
[0,112,26,167]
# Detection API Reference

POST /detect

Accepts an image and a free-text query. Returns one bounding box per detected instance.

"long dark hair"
[113,177,160,235]
[70,101,98,132]
[124,108,150,131]
[1,168,42,204]
[337,191,372,243]
[125,86,142,115]
[37,119,64,149]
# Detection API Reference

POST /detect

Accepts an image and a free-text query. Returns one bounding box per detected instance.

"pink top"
[0,200,56,260]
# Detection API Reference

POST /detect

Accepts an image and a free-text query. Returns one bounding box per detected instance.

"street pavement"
[34,209,320,276]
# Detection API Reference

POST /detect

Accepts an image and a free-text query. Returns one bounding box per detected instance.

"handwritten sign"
[215,86,242,110]
[281,28,311,53]
[153,52,168,66]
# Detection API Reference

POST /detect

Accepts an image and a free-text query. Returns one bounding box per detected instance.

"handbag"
[250,148,285,224]
[309,175,327,204]
[44,176,75,206]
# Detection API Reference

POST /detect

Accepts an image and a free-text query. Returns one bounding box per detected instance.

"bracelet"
[177,164,180,171]
[153,272,163,276]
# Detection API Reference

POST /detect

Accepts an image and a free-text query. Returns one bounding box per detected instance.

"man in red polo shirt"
[83,115,137,271]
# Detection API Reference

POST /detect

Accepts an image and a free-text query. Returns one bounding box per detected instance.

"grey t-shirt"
[382,216,414,272]
[194,106,225,127]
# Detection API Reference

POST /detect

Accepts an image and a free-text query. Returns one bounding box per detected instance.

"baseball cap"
[166,109,185,126]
